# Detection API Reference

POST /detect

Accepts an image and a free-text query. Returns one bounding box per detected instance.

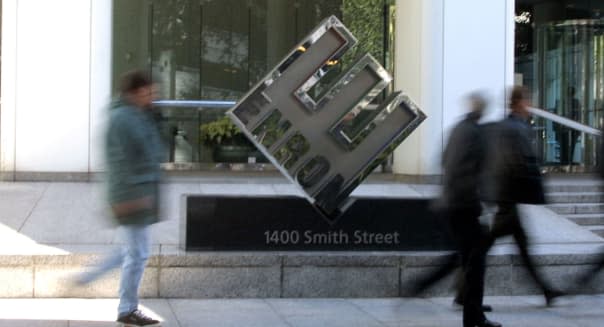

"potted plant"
[199,116,266,163]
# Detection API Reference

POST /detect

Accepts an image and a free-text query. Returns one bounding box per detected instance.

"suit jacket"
[441,111,485,212]
[484,113,545,204]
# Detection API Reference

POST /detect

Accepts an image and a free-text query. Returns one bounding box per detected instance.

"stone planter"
[213,145,268,163]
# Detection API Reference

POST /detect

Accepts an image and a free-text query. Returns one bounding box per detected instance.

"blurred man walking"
[411,92,500,327]
[78,70,163,326]
[484,86,563,307]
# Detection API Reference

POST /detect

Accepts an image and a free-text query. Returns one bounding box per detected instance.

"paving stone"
[170,299,289,327]
[268,299,385,327]
[19,184,114,244]
[349,298,457,324]
[0,296,604,325]
[0,182,47,230]
[283,267,398,297]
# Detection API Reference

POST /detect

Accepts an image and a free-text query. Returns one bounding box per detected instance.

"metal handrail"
[529,107,602,137]
[151,101,603,136]
[153,100,236,108]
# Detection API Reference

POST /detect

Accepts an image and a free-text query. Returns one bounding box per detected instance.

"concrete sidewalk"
[0,295,604,326]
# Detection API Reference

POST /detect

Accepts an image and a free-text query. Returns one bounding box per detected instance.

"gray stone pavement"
[0,295,604,326]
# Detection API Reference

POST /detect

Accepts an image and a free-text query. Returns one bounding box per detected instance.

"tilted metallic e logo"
[228,16,426,223]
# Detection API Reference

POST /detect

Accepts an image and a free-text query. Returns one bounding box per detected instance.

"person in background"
[77,70,163,327]
[554,86,581,166]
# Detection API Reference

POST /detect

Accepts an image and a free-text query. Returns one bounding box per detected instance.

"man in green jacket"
[78,70,162,326]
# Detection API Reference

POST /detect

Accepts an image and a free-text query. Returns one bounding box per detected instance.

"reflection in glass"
[351,93,426,184]
[297,54,390,115]
[252,109,292,149]
[273,133,310,169]
[151,0,201,100]
[331,91,406,151]
[112,0,152,91]
[292,23,356,109]
[296,156,331,188]
[113,0,393,165]
[232,88,270,125]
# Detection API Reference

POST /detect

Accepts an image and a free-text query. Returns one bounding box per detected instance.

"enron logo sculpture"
[227,16,426,223]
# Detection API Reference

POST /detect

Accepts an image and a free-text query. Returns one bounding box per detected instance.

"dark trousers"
[451,210,488,327]
[489,203,553,294]
[412,207,488,326]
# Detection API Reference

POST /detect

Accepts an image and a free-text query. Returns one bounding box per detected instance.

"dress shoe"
[544,289,565,307]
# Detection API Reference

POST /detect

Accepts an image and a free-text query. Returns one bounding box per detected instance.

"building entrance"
[515,0,604,172]
[535,20,604,168]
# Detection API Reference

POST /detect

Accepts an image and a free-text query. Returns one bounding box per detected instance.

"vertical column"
[0,0,17,180]
[0,0,17,179]
[13,0,92,174]
[392,0,444,178]
[89,0,113,172]
[392,0,514,177]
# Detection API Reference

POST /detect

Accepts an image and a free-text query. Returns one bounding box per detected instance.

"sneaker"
[117,309,160,326]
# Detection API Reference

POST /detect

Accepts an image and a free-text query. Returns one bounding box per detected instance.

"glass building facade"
[0,0,520,178]
[515,0,604,171]
[112,0,395,166]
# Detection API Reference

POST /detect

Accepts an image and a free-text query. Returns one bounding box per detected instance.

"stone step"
[547,203,604,215]
[587,226,604,238]
[566,214,604,226]
[3,246,604,298]
[546,192,604,204]
[545,183,604,193]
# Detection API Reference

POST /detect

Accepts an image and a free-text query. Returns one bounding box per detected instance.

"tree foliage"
[342,0,386,65]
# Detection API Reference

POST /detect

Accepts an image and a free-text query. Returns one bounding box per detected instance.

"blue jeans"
[80,224,150,316]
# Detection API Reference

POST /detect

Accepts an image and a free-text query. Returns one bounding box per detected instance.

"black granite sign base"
[181,195,454,251]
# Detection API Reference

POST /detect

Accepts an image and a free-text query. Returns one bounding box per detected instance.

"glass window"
[112,0,394,165]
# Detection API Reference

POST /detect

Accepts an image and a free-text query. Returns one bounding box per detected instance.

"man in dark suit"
[484,86,563,306]
[411,92,500,327]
